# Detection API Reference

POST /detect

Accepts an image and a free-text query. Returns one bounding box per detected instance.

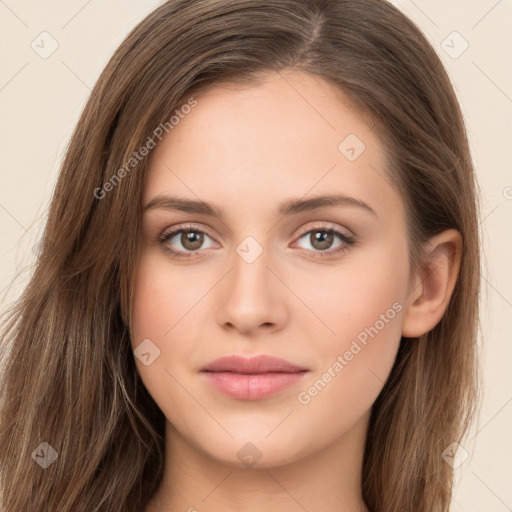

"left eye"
[294,227,352,252]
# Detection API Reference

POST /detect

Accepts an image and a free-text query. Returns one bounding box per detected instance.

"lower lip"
[202,371,308,400]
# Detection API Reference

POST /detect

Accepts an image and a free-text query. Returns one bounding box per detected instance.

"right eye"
[158,224,219,259]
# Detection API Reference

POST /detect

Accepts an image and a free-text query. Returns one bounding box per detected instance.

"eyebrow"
[143,193,377,218]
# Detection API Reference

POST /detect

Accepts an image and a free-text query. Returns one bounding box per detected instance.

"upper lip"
[201,355,308,374]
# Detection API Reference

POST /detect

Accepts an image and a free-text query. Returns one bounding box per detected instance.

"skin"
[130,69,462,512]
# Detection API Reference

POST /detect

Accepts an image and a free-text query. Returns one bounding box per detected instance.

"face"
[130,70,412,468]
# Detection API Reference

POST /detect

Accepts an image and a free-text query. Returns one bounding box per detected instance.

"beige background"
[1,0,511,509]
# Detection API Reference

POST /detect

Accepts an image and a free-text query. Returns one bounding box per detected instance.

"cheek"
[292,246,408,432]
[129,251,201,396]
[303,240,408,344]
[130,250,209,345]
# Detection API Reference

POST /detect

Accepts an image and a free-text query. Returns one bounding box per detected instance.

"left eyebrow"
[143,193,377,218]
[278,194,377,217]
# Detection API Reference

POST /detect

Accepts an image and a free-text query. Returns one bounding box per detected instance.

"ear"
[401,229,462,338]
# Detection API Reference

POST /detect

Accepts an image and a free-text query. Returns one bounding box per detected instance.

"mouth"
[200,354,309,401]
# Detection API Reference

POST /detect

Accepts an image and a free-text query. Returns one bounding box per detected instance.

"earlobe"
[401,229,462,338]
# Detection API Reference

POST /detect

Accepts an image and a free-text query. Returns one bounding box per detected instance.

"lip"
[201,355,309,401]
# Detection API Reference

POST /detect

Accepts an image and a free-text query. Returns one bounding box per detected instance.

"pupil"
[312,231,332,250]
[183,231,203,250]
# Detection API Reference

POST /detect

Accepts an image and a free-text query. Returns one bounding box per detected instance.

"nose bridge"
[230,235,273,301]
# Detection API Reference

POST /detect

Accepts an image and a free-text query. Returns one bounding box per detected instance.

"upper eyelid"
[295,223,352,237]
[160,223,215,240]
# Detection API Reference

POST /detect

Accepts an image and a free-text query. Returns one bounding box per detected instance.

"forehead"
[144,70,400,223]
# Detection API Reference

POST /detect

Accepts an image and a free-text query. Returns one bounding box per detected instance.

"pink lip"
[201,355,309,400]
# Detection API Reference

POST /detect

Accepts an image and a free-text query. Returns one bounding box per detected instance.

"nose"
[216,244,287,336]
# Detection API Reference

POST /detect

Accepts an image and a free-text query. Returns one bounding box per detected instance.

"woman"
[0,1,481,510]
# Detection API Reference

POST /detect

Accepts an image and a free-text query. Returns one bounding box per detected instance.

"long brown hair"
[0,1,481,510]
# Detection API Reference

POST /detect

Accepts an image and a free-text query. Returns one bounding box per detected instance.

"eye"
[158,224,218,259]
[292,224,356,258]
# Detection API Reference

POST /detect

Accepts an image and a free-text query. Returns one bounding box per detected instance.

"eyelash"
[157,223,357,261]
